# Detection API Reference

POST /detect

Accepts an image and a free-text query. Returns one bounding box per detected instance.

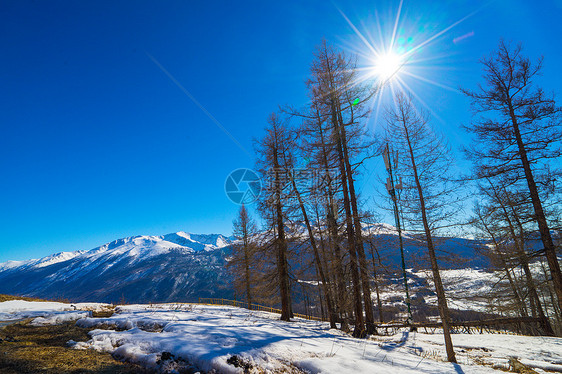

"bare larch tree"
[462,41,562,313]
[384,92,458,363]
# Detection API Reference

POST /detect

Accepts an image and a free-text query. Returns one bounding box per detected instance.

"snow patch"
[68,303,560,373]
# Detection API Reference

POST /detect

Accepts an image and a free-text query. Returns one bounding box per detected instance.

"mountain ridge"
[0,231,234,303]
[0,225,488,304]
[0,232,232,269]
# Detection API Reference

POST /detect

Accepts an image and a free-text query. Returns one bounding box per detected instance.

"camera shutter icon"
[225,168,261,204]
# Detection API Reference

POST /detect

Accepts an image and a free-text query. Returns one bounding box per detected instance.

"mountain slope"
[0,233,234,303]
[0,226,490,305]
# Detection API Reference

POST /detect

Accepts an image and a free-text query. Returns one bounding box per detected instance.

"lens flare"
[336,0,484,125]
[374,51,404,80]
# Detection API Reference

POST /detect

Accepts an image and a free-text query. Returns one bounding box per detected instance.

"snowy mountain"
[363,223,490,270]
[0,232,235,303]
[0,226,490,304]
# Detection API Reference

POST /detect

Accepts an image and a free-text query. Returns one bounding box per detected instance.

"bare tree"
[255,113,294,321]
[472,202,529,319]
[462,41,562,313]
[293,100,352,330]
[306,41,378,336]
[229,205,258,309]
[384,92,458,363]
[471,179,555,335]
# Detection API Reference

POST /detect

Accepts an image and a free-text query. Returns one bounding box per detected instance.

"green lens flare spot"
[352,98,360,106]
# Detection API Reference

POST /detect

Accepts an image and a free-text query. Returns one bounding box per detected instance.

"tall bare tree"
[301,104,353,328]
[384,92,458,362]
[305,41,378,336]
[462,41,562,313]
[255,113,294,321]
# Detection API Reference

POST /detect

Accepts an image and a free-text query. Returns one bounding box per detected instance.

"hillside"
[0,233,234,304]
[0,226,492,309]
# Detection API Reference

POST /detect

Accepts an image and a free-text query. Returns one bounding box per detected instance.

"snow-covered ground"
[412,268,498,312]
[2,300,560,373]
[0,300,106,321]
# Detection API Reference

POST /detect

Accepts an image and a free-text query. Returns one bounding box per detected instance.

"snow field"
[2,300,561,373]
[71,304,559,373]
[0,300,108,321]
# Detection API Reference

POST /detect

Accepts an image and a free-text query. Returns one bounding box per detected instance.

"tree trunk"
[331,103,365,337]
[317,120,350,330]
[336,107,375,334]
[243,244,252,310]
[404,124,456,363]
[273,148,291,321]
[290,174,337,328]
[368,240,384,323]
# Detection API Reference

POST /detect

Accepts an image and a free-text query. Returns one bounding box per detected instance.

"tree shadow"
[452,363,466,374]
[380,330,410,351]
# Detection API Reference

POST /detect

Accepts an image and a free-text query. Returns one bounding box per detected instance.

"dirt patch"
[227,355,253,373]
[0,320,149,373]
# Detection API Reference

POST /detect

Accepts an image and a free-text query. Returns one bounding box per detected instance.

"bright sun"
[374,52,404,80]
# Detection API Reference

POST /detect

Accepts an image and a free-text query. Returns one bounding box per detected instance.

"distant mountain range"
[0,225,490,304]
[0,232,234,303]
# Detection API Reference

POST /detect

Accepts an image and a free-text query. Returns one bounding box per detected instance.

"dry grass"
[0,293,72,303]
[0,294,47,303]
[91,306,115,318]
[0,320,149,373]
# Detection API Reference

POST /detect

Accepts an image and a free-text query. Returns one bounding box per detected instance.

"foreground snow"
[72,304,560,373]
[0,300,105,321]
[1,300,561,373]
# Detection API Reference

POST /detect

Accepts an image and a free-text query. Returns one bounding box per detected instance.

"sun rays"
[336,0,485,126]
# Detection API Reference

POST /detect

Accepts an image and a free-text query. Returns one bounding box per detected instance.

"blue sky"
[1,0,561,262]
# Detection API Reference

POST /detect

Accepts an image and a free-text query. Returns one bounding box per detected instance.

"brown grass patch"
[0,294,47,303]
[91,308,115,318]
[0,320,149,373]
